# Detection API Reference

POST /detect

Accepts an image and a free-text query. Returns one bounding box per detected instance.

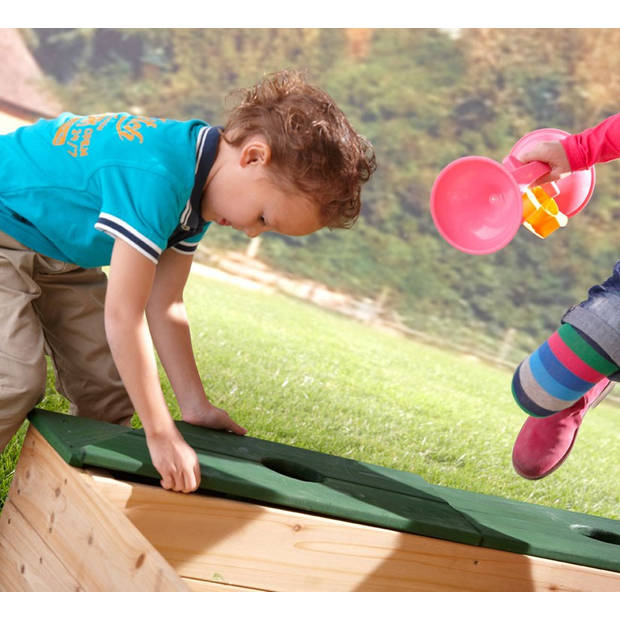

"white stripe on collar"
[179,125,211,229]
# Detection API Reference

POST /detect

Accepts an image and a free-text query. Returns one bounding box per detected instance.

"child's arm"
[145,248,247,434]
[519,113,620,184]
[105,239,202,493]
[561,112,620,170]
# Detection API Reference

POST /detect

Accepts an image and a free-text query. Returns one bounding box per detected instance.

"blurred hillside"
[18,28,620,363]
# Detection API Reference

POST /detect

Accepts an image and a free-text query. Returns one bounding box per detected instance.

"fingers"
[519,149,559,183]
[159,468,183,492]
[160,472,174,491]
[518,146,547,164]
[519,141,559,164]
[147,428,203,493]
[156,448,201,493]
[184,459,201,493]
[518,141,570,184]
[182,405,248,435]
[232,422,248,435]
[160,466,200,493]
[154,406,247,494]
[193,460,202,490]
[211,408,247,435]
[224,415,248,435]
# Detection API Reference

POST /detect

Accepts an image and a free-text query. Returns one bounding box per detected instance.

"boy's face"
[202,138,323,238]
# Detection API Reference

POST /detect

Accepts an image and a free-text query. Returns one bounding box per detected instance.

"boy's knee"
[2,358,47,410]
[68,384,134,426]
[0,359,46,451]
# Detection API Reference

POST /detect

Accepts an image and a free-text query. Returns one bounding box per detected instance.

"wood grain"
[0,426,188,591]
[3,423,618,591]
[88,472,620,592]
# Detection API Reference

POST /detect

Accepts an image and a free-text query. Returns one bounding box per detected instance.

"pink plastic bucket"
[430,128,596,254]
[430,155,548,254]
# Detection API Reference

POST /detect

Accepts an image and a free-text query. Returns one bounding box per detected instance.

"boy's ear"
[240,139,271,167]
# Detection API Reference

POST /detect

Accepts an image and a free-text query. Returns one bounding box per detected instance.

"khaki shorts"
[0,230,134,452]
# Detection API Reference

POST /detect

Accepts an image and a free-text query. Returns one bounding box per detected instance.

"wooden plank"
[0,426,188,591]
[28,408,620,573]
[182,577,267,592]
[0,501,81,591]
[88,472,620,592]
[27,409,481,546]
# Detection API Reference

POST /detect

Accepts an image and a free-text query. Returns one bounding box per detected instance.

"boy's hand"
[146,426,202,493]
[146,403,246,493]
[182,402,248,435]
[519,140,571,185]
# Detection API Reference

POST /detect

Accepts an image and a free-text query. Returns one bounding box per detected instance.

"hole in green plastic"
[261,457,325,483]
[570,524,620,545]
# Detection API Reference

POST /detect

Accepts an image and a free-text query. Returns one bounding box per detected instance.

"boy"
[511,112,620,479]
[0,69,376,493]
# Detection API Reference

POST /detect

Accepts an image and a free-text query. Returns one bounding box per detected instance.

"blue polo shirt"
[0,112,216,268]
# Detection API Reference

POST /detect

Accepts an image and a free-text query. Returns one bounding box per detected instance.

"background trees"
[23,28,620,361]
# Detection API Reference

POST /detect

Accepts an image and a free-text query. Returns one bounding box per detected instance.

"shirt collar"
[180,125,221,231]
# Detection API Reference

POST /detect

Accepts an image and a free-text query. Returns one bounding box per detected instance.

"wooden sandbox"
[0,408,619,591]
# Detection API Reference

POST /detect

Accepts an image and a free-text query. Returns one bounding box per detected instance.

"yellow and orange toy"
[521,182,568,238]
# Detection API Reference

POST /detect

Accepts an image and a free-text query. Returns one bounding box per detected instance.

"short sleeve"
[93,166,185,264]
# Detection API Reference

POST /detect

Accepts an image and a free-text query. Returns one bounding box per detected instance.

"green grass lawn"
[1,271,619,520]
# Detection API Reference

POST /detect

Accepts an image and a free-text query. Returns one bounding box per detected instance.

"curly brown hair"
[222,70,376,229]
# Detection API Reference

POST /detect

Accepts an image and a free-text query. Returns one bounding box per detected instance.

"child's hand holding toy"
[518,141,572,184]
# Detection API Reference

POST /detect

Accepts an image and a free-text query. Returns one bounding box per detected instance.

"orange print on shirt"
[52,113,162,157]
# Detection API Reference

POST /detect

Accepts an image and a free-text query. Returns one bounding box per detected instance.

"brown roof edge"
[0,97,59,122]
[0,28,64,118]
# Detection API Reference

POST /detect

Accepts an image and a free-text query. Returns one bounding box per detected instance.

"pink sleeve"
[561,113,620,170]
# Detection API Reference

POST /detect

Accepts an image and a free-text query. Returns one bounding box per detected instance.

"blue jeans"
[563,259,620,380]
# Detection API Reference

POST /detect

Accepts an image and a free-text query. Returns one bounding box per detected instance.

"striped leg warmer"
[512,323,618,417]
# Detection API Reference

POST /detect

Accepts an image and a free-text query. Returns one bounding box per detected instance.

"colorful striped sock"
[512,323,618,417]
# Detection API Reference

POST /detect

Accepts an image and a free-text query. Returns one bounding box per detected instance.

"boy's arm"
[106,238,202,493]
[145,248,246,434]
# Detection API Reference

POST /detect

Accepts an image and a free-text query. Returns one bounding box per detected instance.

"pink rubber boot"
[512,378,615,480]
